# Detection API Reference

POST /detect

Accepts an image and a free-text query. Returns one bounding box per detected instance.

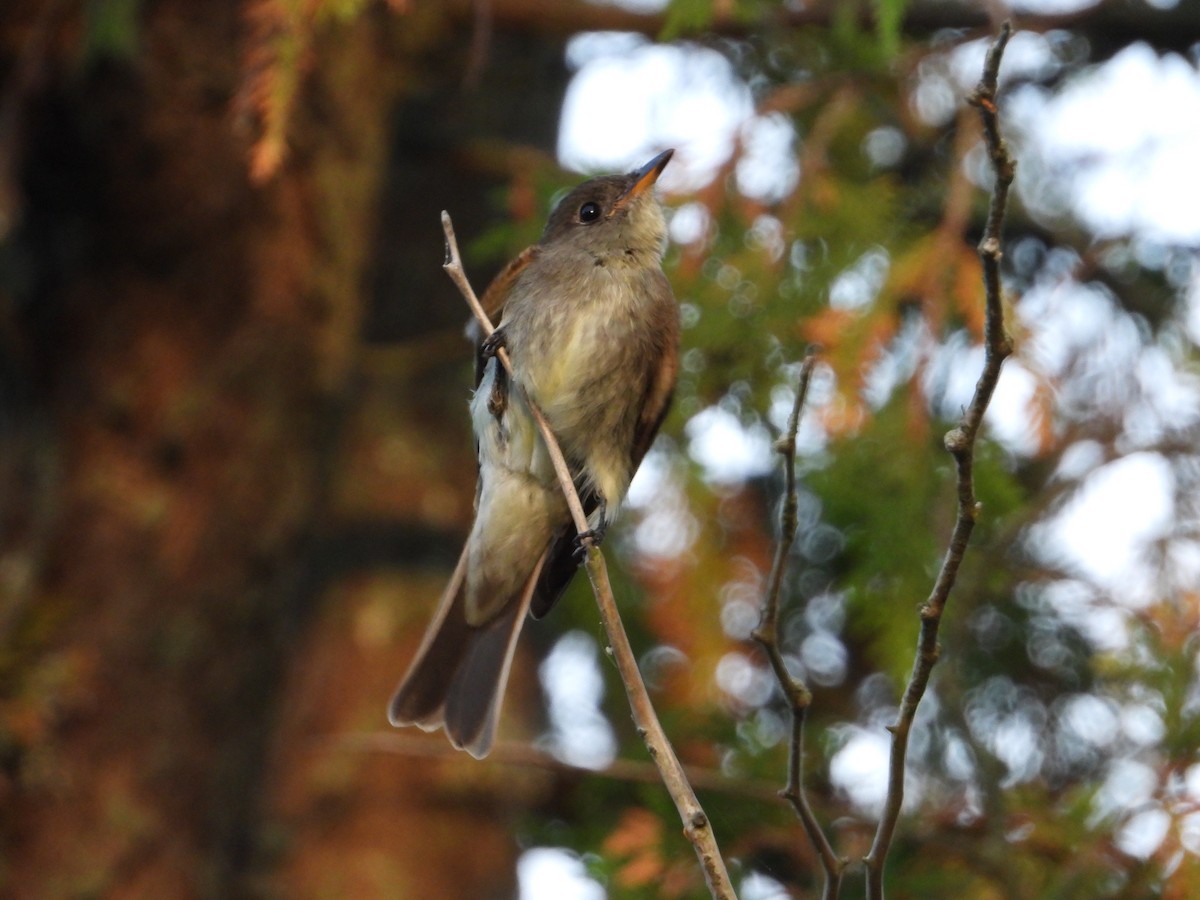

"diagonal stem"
[751,355,845,897]
[863,22,1015,900]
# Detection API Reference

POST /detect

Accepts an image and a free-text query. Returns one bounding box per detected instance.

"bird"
[388,149,680,758]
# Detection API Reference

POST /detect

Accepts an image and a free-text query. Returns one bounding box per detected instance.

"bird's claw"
[573,522,607,563]
[480,326,507,360]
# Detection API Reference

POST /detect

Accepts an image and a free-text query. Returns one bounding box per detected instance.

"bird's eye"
[578,202,602,223]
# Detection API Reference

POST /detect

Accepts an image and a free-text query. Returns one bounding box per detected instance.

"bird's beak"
[612,148,674,214]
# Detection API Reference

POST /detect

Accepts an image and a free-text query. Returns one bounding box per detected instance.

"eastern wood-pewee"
[389,150,679,757]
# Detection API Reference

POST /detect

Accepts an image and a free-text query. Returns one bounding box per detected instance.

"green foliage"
[872,0,906,61]
[828,1,903,71]
[466,171,576,270]
[660,0,715,42]
[803,397,1026,681]
[317,0,374,23]
[85,0,142,62]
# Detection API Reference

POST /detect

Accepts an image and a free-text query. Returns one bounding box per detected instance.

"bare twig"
[440,211,737,900]
[751,355,844,897]
[330,732,783,802]
[863,23,1015,899]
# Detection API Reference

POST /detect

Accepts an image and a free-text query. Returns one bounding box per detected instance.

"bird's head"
[540,149,674,262]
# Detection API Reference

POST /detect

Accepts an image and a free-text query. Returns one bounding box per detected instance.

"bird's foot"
[480,326,507,360]
[573,500,608,562]
[573,525,607,563]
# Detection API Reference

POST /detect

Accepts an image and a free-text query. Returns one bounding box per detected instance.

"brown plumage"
[388,150,679,757]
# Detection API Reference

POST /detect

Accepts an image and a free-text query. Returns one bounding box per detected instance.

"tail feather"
[389,545,546,758]
[443,578,535,757]
[388,545,471,729]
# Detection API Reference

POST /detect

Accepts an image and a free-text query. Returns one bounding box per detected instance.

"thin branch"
[751,356,844,898]
[863,22,1015,900]
[440,211,737,900]
[329,732,783,802]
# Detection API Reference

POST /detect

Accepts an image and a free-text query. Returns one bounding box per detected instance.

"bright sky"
[524,7,1200,895]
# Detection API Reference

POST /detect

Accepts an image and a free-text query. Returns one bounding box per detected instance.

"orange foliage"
[601,807,698,896]
[238,0,410,181]
[603,807,666,887]
[239,0,314,182]
[887,231,986,338]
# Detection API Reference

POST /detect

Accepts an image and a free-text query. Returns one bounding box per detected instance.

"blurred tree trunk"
[0,1,567,896]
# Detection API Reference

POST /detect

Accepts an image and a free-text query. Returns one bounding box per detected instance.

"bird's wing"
[630,272,680,469]
[473,244,540,388]
[480,244,539,321]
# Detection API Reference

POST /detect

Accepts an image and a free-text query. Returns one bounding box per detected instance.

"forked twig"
[751,355,845,898]
[863,23,1015,899]
[439,211,737,900]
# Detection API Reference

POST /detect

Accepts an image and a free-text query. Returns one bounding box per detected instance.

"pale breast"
[500,248,673,505]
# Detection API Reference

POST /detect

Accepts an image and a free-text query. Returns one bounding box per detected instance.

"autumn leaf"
[602,807,667,889]
[237,0,408,181]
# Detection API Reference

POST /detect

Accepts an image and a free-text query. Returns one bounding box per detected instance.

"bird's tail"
[388,544,546,758]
